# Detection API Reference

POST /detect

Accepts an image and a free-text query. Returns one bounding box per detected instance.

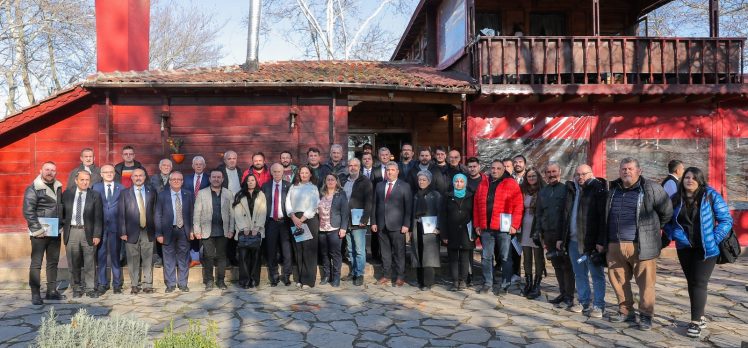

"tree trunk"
[12,0,35,105]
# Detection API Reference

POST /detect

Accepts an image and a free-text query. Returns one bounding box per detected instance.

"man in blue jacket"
[155,171,194,292]
[92,164,125,294]
[118,168,156,294]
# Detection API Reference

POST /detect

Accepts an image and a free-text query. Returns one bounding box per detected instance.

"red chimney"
[95,0,150,72]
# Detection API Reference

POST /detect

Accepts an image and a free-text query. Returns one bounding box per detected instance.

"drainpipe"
[246,0,261,71]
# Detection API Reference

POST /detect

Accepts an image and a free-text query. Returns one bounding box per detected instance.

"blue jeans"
[568,240,606,308]
[480,231,512,287]
[346,228,367,277]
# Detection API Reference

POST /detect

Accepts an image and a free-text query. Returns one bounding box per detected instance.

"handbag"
[237,232,262,250]
[716,228,741,264]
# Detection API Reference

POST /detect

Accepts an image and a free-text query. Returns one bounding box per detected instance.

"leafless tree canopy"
[259,0,417,60]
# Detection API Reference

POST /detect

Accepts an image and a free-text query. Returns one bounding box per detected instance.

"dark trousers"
[67,227,96,291]
[125,229,154,288]
[550,251,575,300]
[417,267,435,287]
[29,237,61,293]
[97,230,123,289]
[370,228,381,262]
[522,246,545,279]
[378,229,406,280]
[201,236,228,284]
[226,238,239,266]
[291,213,319,287]
[264,218,293,282]
[238,245,261,285]
[677,247,717,321]
[153,242,163,264]
[448,248,471,283]
[318,230,342,282]
[163,227,190,287]
[511,245,522,277]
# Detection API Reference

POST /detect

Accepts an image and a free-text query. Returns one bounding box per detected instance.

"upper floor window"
[437,0,467,68]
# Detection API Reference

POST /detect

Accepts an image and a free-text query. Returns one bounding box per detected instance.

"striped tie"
[175,193,183,228]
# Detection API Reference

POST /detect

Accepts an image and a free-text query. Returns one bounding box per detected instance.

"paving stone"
[355,314,393,331]
[306,327,355,348]
[387,336,428,347]
[330,320,359,335]
[449,328,492,343]
[0,326,31,343]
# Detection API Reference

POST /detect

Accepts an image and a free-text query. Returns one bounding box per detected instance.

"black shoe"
[142,287,155,294]
[113,287,123,294]
[465,273,472,286]
[270,281,278,287]
[609,312,636,323]
[179,286,190,292]
[46,290,64,300]
[217,282,228,290]
[282,276,291,286]
[73,290,84,298]
[639,314,653,331]
[165,286,176,293]
[130,286,140,295]
[31,293,44,305]
[548,294,566,304]
[477,285,491,294]
[353,276,363,286]
[205,283,214,291]
[686,322,702,338]
[342,274,354,281]
[331,279,340,288]
[449,283,459,291]
[319,276,329,286]
[153,260,163,268]
[87,291,99,298]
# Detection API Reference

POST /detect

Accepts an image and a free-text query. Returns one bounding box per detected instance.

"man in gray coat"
[193,169,235,290]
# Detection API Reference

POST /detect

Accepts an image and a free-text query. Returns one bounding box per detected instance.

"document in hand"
[500,213,512,233]
[421,216,438,234]
[351,209,366,225]
[36,218,59,237]
[467,220,474,241]
[293,224,313,242]
[511,236,522,255]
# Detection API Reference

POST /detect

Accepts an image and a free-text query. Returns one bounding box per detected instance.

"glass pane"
[605,139,710,184]
[476,138,588,181]
[726,138,748,209]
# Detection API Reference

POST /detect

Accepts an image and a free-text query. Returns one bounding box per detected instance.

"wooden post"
[592,0,600,36]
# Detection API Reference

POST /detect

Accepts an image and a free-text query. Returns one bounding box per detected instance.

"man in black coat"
[155,171,194,293]
[340,158,373,286]
[62,170,103,298]
[371,161,412,287]
[262,163,293,286]
[118,168,157,294]
[407,147,448,195]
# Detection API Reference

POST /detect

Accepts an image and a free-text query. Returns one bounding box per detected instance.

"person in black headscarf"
[410,170,444,290]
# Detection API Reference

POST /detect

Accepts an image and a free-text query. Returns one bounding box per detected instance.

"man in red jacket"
[474,160,523,295]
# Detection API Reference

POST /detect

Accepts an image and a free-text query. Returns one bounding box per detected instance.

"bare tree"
[260,0,417,60]
[149,0,226,70]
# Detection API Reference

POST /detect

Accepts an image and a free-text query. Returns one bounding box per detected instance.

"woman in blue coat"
[663,167,732,339]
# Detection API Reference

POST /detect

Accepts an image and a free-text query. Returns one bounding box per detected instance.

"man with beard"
[67,148,102,189]
[466,157,484,193]
[216,150,243,194]
[149,159,173,193]
[321,144,348,179]
[306,147,323,181]
[407,147,447,195]
[398,143,416,179]
[242,152,271,188]
[502,158,515,176]
[280,151,298,183]
[512,155,527,185]
[447,149,468,184]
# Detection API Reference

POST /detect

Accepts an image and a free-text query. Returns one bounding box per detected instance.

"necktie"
[365,169,370,178]
[75,191,83,225]
[194,174,201,197]
[385,182,393,201]
[137,188,146,228]
[175,193,183,228]
[106,184,112,202]
[273,183,280,219]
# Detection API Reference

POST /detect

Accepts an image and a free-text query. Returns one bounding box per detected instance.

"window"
[726,138,748,209]
[437,0,467,67]
[530,13,566,36]
[605,139,710,185]
[476,138,588,181]
[476,12,501,36]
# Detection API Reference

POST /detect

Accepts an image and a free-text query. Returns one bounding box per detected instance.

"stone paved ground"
[1,257,746,347]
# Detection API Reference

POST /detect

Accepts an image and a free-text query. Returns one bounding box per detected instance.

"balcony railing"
[474,36,745,85]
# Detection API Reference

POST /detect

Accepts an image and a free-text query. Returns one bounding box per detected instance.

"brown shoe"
[130,286,140,295]
[395,278,405,287]
[142,287,155,294]
[377,277,389,285]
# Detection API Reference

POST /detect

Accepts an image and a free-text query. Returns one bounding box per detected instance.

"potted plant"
[167,136,185,164]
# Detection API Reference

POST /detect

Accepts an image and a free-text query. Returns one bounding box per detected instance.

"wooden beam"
[348,92,462,105]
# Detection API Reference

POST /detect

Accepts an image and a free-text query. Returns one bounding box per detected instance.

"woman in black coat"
[442,174,474,291]
[411,170,444,291]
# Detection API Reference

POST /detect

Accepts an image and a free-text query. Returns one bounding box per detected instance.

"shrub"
[153,319,219,348]
[34,308,150,348]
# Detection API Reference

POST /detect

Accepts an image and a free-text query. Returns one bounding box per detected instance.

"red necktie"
[273,183,279,219]
[385,182,393,201]
[194,174,201,197]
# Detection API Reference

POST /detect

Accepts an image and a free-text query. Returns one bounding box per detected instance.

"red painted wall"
[466,102,748,245]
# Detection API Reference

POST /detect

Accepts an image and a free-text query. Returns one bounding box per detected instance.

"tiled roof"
[0,86,92,136]
[83,61,477,93]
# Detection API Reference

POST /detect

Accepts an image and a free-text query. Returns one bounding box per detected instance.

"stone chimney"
[95,0,150,72]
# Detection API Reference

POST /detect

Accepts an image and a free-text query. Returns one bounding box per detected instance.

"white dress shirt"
[71,188,87,226]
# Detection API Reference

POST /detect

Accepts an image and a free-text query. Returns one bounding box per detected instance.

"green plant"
[153,319,220,348]
[34,308,150,348]
[167,136,184,154]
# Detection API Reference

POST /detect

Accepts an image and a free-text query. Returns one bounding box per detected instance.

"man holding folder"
[340,158,373,286]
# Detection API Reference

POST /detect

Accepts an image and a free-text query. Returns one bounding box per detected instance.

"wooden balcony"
[474,36,745,87]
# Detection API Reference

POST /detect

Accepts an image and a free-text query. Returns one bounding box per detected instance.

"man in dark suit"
[155,171,194,293]
[62,170,103,298]
[118,168,156,294]
[370,147,390,186]
[371,161,412,287]
[149,158,173,193]
[184,155,210,197]
[91,164,125,294]
[262,163,293,286]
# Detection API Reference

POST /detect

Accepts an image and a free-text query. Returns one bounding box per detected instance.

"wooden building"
[0,0,745,257]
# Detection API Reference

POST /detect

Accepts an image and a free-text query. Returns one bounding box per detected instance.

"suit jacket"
[67,164,102,190]
[370,165,386,186]
[118,185,156,243]
[193,187,235,238]
[62,188,103,246]
[408,162,448,195]
[155,188,194,245]
[216,163,243,190]
[183,172,210,196]
[92,182,124,234]
[148,173,170,193]
[261,179,291,218]
[371,179,412,231]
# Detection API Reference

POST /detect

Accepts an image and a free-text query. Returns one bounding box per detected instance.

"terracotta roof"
[83,61,477,93]
[0,86,92,136]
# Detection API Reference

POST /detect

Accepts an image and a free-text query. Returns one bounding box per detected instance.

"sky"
[197,0,417,65]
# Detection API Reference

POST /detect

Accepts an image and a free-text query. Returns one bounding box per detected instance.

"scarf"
[453,173,467,198]
[414,186,433,218]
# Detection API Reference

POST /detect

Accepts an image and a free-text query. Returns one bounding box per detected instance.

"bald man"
[561,164,609,318]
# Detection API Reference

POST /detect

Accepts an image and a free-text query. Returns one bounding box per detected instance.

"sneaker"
[582,304,593,315]
[639,314,653,331]
[548,294,565,304]
[696,316,707,329]
[568,303,584,313]
[477,285,491,294]
[588,306,604,318]
[686,322,702,338]
[609,312,636,323]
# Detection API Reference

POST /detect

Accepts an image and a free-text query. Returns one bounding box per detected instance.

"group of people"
[24,144,733,339]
